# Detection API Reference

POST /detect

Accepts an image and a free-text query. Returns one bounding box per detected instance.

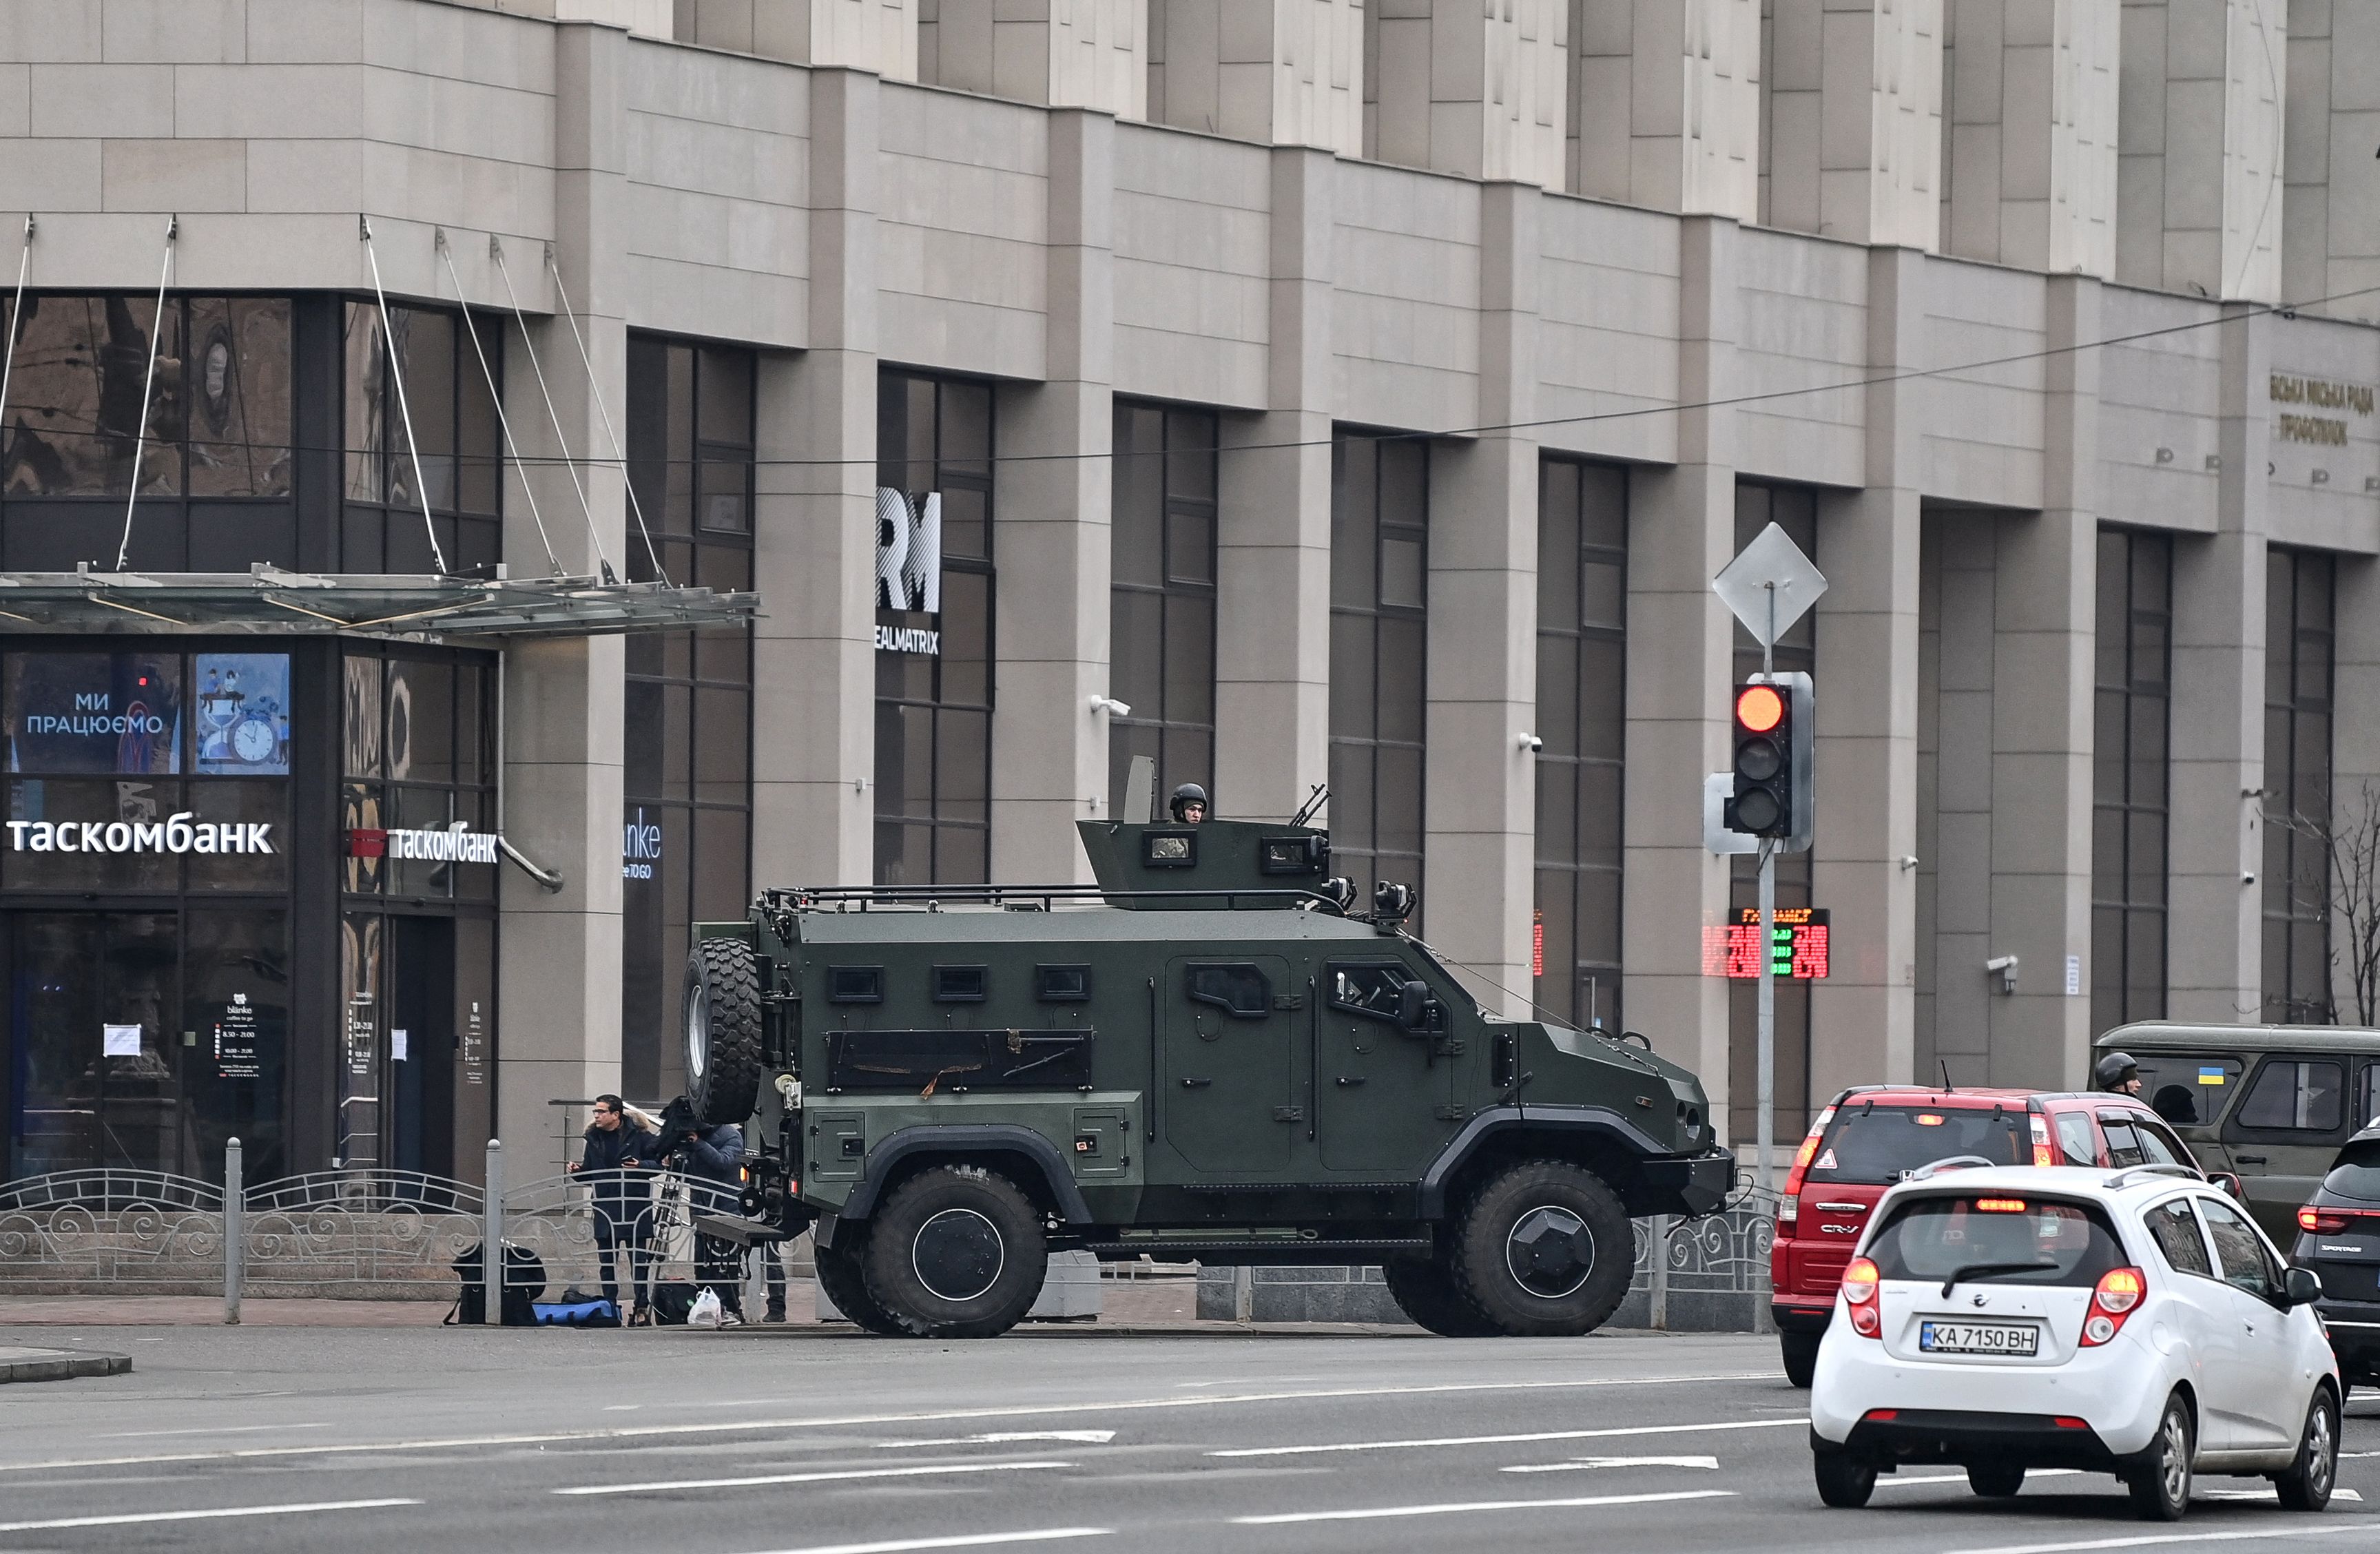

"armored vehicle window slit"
[933,964,987,1002]
[1144,829,1198,867]
[1037,964,1091,1002]
[1186,962,1270,1018]
[1329,962,1415,1023]
[828,965,884,1004]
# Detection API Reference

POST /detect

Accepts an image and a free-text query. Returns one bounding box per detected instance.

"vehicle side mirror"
[1398,980,1429,1030]
[2211,1172,2245,1201]
[2283,1265,2323,1307]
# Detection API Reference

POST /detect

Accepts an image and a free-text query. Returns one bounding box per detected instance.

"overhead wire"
[437,229,565,578]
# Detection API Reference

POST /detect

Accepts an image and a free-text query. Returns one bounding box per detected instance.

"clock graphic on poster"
[197,667,286,770]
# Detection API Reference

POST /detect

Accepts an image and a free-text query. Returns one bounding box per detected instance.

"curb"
[0,1349,132,1384]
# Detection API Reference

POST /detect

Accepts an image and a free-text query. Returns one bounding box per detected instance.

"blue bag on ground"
[532,1298,621,1327]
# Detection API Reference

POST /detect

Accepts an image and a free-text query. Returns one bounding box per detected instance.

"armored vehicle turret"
[680,818,1732,1338]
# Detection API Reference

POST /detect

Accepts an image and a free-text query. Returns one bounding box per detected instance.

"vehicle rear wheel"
[1779,1329,1819,1389]
[1967,1462,2026,1498]
[813,1235,902,1335]
[2124,1393,2193,1522]
[1382,1256,1502,1337]
[1812,1449,1876,1508]
[1449,1161,1631,1337]
[2275,1386,2339,1511]
[683,937,765,1126]
[860,1165,1048,1339]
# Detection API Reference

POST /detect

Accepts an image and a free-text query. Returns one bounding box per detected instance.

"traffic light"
[1726,674,1813,849]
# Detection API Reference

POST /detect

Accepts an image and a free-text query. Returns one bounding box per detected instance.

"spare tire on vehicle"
[683,937,764,1126]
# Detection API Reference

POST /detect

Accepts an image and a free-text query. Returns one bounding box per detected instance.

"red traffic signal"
[1726,677,1810,842]
[1735,684,1784,734]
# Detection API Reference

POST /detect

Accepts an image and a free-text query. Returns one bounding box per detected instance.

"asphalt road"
[1,1325,2377,1554]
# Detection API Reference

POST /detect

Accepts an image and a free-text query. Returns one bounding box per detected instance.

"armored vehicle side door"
[1316,958,1453,1174]
[1162,956,1295,1174]
[2221,1053,2353,1244]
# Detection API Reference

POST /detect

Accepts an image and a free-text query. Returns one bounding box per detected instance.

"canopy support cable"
[359,216,453,576]
[489,240,616,585]
[542,245,668,585]
[111,216,176,572]
[437,230,564,578]
[0,216,33,492]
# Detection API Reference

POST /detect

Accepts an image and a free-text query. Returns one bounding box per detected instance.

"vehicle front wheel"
[1967,1461,2025,1498]
[1812,1449,1876,1508]
[1382,1256,1502,1337]
[813,1235,902,1335]
[1780,1329,1819,1389]
[1449,1161,1632,1337]
[860,1165,1048,1339]
[2275,1386,2339,1511]
[2124,1394,2194,1522]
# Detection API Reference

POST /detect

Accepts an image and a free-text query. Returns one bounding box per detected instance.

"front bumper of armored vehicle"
[1640,1146,1736,1217]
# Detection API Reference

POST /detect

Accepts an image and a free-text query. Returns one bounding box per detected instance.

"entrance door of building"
[5,912,180,1179]
[386,915,456,1181]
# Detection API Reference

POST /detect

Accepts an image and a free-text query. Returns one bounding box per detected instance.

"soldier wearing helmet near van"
[2098,1050,2144,1097]
[1170,783,1208,824]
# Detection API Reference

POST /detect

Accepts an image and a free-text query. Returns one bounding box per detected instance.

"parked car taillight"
[1842,1256,1881,1338]
[2297,1205,2380,1234]
[2029,1112,2053,1168]
[1780,1106,1836,1226]
[2080,1266,2146,1347]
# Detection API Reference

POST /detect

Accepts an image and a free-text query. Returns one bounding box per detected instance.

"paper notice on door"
[392,1028,408,1061]
[103,1024,142,1057]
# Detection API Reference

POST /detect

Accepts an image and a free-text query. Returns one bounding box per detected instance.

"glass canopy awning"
[0,566,760,639]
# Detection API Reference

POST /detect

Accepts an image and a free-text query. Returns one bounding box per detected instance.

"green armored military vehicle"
[679,817,1732,1339]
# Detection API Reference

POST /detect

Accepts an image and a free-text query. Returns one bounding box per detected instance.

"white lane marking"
[1502,1455,1720,1473]
[0,1371,1781,1475]
[737,1532,1111,1554]
[94,1422,331,1440]
[1234,1489,1736,1524]
[0,1498,420,1533]
[2200,1488,2363,1503]
[1210,1416,1806,1458]
[1940,1525,2378,1554]
[1876,1469,2087,1489]
[557,1460,1076,1497]
[882,1433,1116,1449]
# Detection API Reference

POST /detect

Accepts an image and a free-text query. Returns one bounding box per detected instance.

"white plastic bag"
[687,1288,723,1329]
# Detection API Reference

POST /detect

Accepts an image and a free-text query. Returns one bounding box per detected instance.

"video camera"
[651,1095,702,1162]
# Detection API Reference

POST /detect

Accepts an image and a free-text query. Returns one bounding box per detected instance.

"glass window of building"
[1728,483,1817,1146]
[2262,548,2336,1023]
[620,335,756,1101]
[341,300,503,575]
[1535,459,1626,1032]
[1108,402,1217,814]
[1330,434,1428,920]
[875,371,995,885]
[2092,528,2173,1035]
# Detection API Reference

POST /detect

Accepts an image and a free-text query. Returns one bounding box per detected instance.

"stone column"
[2165,307,2270,1023]
[1369,0,1568,186]
[1985,273,2100,1088]
[1149,0,1363,154]
[922,0,1145,114]
[1808,246,1923,1098]
[1766,0,1944,247]
[1215,146,1334,819]
[1941,0,2119,275]
[2331,554,2380,1023]
[991,109,1115,883]
[498,22,632,1175]
[752,68,881,893]
[2281,1,2380,325]
[1425,183,1540,1017]
[2114,0,2286,303]
[672,0,920,75]
[1624,216,1741,1119]
[1571,0,1762,220]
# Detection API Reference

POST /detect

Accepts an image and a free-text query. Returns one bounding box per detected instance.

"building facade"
[0,0,2374,1184]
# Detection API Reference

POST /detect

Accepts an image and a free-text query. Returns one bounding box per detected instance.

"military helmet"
[2095,1050,2140,1091]
[1169,783,1209,822]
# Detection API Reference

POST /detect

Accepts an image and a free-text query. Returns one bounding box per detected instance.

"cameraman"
[567,1095,657,1321]
[663,1101,782,1325]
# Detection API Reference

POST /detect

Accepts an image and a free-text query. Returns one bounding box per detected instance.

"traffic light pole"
[1756,581,1777,1199]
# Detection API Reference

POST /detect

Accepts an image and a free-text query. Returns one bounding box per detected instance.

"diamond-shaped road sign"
[1713,522,1828,648]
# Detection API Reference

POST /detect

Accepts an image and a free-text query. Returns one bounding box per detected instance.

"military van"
[2098,1023,2380,1244]
[679,816,1732,1339]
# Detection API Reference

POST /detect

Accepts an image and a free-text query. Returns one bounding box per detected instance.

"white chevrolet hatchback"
[1808,1164,2339,1521]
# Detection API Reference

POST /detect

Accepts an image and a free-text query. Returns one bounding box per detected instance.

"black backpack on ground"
[445,1241,545,1327]
[647,1280,700,1325]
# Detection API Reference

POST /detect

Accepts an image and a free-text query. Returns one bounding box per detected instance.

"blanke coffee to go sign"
[6,815,273,853]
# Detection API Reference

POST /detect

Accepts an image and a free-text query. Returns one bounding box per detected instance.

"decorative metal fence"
[1615,1184,1779,1331]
